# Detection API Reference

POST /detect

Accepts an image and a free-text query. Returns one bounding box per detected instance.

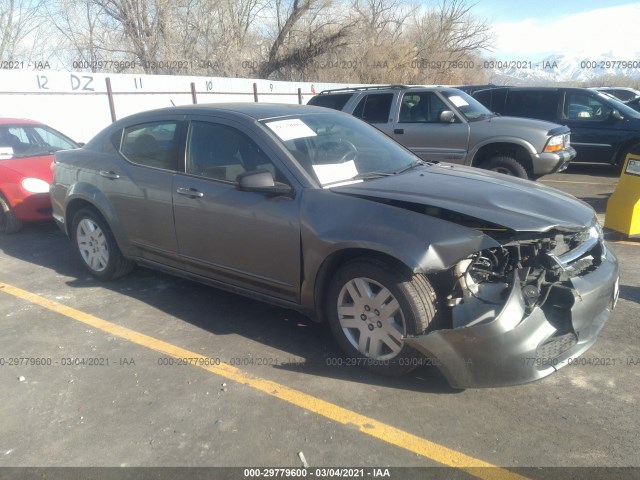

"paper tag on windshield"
[449,96,469,107]
[313,160,358,187]
[265,119,317,142]
[0,147,13,159]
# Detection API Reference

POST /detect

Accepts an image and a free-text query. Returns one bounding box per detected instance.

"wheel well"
[65,199,100,236]
[615,140,640,165]
[313,248,413,323]
[473,143,533,174]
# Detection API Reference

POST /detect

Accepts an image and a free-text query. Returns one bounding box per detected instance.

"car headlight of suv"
[21,177,50,194]
[544,134,568,153]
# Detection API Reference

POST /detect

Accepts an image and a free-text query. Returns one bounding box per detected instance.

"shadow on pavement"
[0,222,460,395]
[619,285,640,304]
[578,194,612,214]
[564,162,620,178]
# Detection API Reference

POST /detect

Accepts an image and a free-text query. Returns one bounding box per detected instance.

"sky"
[471,0,640,61]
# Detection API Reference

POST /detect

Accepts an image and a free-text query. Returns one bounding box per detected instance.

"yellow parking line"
[610,240,639,246]
[0,281,527,480]
[539,179,614,186]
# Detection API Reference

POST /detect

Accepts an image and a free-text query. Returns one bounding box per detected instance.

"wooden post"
[190,82,197,104]
[105,78,116,122]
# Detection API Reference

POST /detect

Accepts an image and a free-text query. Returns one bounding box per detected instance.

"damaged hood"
[331,164,595,232]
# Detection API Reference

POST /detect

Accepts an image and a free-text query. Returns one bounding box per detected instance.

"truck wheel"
[325,257,441,376]
[482,155,529,179]
[72,207,135,280]
[0,195,22,234]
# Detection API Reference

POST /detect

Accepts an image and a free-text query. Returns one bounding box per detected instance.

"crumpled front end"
[405,220,619,388]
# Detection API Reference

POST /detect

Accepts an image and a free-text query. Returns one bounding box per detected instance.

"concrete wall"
[0,70,354,143]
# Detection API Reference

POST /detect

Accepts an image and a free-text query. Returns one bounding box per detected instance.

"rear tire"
[325,257,441,376]
[72,208,135,280]
[0,195,22,234]
[481,155,529,179]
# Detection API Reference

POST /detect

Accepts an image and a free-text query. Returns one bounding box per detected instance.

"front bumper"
[405,248,619,388]
[532,146,576,176]
[10,192,53,222]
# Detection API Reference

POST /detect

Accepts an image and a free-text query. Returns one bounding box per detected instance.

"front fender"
[469,136,538,162]
[299,189,499,310]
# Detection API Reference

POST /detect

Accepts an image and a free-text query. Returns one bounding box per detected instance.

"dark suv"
[307,86,576,179]
[472,87,640,166]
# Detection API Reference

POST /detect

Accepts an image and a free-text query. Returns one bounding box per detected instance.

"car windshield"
[440,89,495,121]
[261,113,424,187]
[595,92,640,119]
[0,124,78,160]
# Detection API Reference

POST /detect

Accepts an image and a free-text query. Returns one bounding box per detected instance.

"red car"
[0,118,79,233]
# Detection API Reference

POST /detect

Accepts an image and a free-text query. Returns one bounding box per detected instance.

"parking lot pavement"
[1,165,639,475]
[538,163,620,226]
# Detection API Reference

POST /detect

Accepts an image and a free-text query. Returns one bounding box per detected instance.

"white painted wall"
[0,70,355,143]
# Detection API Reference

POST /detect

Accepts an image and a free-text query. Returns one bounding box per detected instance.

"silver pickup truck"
[308,85,576,179]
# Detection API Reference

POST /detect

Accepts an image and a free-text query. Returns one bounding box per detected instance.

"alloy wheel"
[336,277,406,360]
[76,218,109,272]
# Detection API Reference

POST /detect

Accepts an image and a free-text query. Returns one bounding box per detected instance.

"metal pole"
[253,83,259,102]
[297,88,302,105]
[190,82,197,104]
[105,78,116,122]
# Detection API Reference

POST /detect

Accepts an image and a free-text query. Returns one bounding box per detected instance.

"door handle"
[394,129,404,134]
[99,170,120,179]
[176,187,204,198]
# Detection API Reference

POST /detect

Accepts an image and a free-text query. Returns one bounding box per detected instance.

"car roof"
[0,118,42,125]
[316,85,458,95]
[118,103,337,122]
[474,87,605,94]
[595,86,640,91]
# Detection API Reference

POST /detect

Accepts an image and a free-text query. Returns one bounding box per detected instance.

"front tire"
[326,257,441,376]
[0,195,22,234]
[482,155,529,178]
[72,208,135,280]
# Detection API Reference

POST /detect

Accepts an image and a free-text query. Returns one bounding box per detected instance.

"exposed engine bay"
[444,222,605,330]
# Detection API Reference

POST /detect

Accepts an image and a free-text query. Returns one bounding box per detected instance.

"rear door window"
[505,91,559,121]
[352,93,394,123]
[473,90,493,109]
[120,121,179,170]
[307,93,353,111]
[474,89,508,112]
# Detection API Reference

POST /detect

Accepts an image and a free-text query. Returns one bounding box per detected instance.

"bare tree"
[407,0,493,84]
[47,0,107,71]
[0,0,46,60]
[90,0,173,73]
[3,0,495,83]
[342,0,416,83]
[256,0,353,80]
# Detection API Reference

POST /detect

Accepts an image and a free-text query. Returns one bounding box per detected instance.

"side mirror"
[439,111,455,123]
[610,109,624,121]
[237,169,293,196]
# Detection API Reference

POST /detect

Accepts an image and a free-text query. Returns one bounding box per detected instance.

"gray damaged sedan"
[51,104,620,388]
